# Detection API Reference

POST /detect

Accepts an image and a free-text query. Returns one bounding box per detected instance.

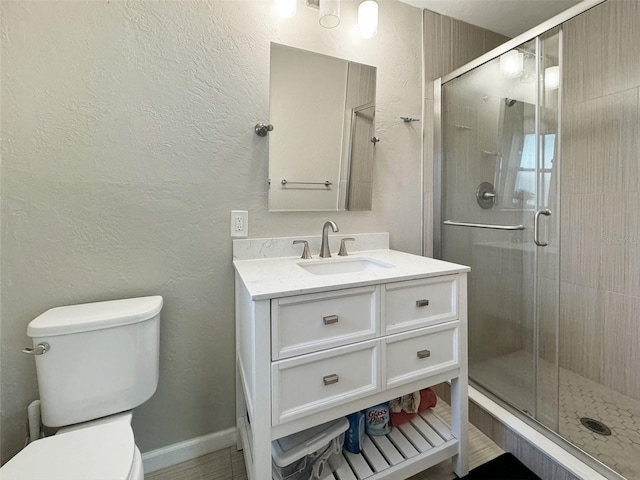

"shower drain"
[580,417,612,436]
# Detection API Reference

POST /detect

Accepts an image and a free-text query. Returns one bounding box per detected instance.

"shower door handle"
[534,209,551,247]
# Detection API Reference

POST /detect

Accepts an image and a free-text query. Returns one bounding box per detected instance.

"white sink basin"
[297,257,395,275]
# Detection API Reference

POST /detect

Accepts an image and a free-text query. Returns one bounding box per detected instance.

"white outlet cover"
[231,210,248,237]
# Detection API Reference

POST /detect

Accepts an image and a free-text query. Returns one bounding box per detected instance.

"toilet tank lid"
[27,296,163,337]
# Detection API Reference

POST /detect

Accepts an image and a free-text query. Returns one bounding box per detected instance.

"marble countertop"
[233,249,470,300]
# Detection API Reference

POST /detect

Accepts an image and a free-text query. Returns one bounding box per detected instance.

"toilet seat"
[0,420,137,480]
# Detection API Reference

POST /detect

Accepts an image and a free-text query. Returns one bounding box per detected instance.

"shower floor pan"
[472,350,640,479]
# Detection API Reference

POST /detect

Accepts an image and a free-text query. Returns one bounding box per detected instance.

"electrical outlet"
[231,210,248,237]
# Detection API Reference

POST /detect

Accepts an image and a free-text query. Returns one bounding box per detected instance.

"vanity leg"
[235,280,273,479]
[451,376,469,476]
[235,278,246,451]
[451,273,469,477]
[235,360,245,451]
[250,299,273,479]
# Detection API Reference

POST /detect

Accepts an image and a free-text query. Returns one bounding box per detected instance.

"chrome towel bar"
[281,179,332,187]
[443,220,525,231]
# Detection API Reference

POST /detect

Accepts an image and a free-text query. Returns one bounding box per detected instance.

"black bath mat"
[459,453,541,479]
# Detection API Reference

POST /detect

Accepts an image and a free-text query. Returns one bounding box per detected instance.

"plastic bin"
[272,417,349,480]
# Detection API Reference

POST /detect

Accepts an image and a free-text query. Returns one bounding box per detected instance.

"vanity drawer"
[384,322,459,389]
[382,276,457,334]
[271,286,378,360]
[272,340,379,425]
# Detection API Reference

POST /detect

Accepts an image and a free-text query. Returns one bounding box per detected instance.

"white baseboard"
[142,427,237,474]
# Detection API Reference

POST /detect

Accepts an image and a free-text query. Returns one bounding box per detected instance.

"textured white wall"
[0,0,422,462]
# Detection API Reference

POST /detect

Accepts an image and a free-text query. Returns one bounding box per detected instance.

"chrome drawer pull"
[417,349,431,359]
[323,374,339,385]
[323,315,339,325]
[416,299,430,307]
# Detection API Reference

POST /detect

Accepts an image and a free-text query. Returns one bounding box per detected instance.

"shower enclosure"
[434,2,640,478]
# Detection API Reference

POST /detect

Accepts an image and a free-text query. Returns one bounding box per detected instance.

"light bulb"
[545,66,560,89]
[358,1,378,39]
[275,0,296,19]
[500,50,524,78]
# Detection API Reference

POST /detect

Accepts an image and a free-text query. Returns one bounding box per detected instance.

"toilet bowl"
[1,413,143,480]
[0,296,162,480]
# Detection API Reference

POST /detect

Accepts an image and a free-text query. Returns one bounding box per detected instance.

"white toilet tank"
[27,296,163,427]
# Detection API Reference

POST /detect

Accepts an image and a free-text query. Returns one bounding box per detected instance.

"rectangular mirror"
[268,43,377,212]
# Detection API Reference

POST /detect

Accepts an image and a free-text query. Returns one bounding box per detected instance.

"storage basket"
[271,417,349,480]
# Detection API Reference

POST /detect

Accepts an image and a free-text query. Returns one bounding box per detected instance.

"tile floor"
[472,349,640,480]
[145,447,248,480]
[145,400,503,480]
[559,368,640,479]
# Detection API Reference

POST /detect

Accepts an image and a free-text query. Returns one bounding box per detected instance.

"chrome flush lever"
[534,209,551,247]
[23,342,50,355]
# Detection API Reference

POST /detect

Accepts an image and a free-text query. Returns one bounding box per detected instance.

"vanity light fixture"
[545,66,560,89]
[319,0,340,28]
[499,50,524,78]
[276,0,375,37]
[275,0,296,18]
[358,1,378,38]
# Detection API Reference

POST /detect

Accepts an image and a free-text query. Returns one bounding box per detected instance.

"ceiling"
[397,0,582,38]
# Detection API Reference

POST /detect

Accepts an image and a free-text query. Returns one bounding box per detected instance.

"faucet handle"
[338,238,355,256]
[293,240,312,259]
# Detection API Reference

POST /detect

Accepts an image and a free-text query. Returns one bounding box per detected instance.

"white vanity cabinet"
[234,243,469,480]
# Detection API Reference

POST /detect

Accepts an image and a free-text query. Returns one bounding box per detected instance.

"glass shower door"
[439,30,560,429]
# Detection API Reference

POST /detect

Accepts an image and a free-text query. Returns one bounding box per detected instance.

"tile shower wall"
[422,10,509,258]
[424,19,518,369]
[561,0,640,402]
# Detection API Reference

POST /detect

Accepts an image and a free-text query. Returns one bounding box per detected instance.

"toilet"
[0,295,163,480]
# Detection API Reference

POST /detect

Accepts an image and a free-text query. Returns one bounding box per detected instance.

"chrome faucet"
[320,221,339,258]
